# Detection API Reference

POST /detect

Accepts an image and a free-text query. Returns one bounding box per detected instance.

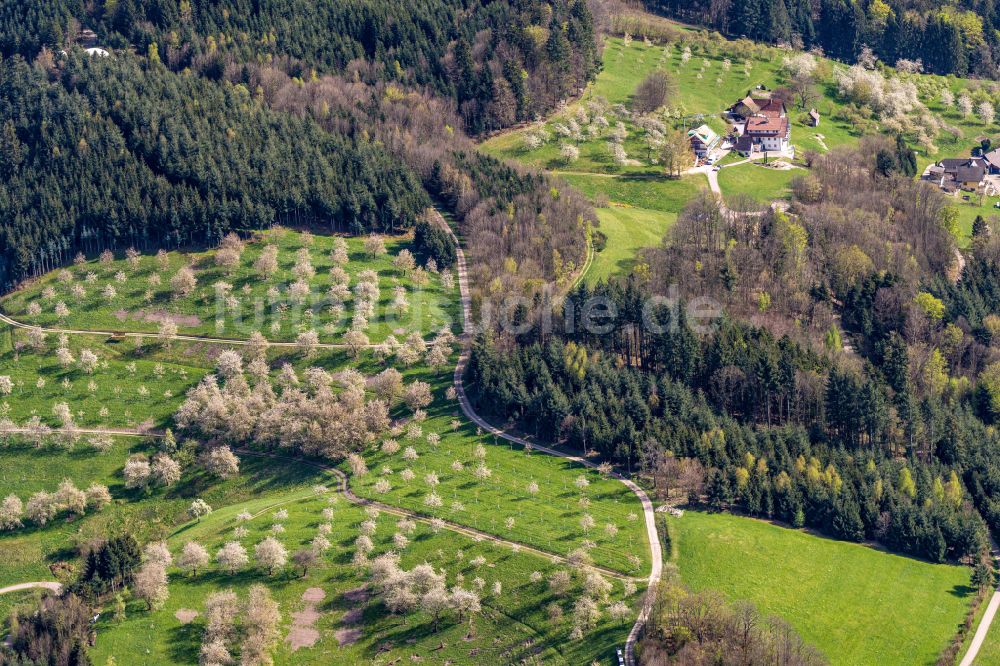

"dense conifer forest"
[0,0,597,297]
[0,0,599,134]
[644,0,1000,78]
[0,53,427,287]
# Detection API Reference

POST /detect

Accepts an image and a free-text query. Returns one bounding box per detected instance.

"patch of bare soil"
[291,608,320,626]
[335,628,362,646]
[180,342,207,357]
[136,309,202,328]
[288,626,321,650]
[285,587,327,651]
[342,608,363,625]
[175,609,198,624]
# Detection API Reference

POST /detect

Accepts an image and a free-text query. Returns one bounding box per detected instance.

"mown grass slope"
[669,510,973,666]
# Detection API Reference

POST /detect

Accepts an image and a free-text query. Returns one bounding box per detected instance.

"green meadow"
[715,162,799,202]
[668,510,974,665]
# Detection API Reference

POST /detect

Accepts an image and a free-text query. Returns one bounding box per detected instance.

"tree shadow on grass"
[375,616,440,656]
[949,583,975,599]
[165,621,203,664]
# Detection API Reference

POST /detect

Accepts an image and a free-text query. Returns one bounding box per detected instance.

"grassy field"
[716,162,799,202]
[0,228,458,344]
[587,207,676,282]
[556,172,701,214]
[0,225,650,666]
[0,436,146,499]
[87,486,638,665]
[0,324,209,429]
[0,441,332,589]
[0,334,650,579]
[952,197,1000,246]
[668,510,973,666]
[553,172,695,282]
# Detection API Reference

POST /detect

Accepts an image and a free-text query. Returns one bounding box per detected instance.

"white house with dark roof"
[730,96,792,156]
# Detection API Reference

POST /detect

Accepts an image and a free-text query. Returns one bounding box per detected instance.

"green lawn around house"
[716,162,799,202]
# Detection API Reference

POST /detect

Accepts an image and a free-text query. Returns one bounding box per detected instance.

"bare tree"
[633,71,676,113]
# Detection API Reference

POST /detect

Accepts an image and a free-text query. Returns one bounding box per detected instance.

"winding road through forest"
[433,211,661,665]
[1,216,663,664]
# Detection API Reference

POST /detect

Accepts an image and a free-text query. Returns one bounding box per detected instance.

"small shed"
[809,109,820,126]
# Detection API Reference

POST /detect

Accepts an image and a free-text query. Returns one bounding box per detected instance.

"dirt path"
[0,426,161,438]
[568,236,595,291]
[0,312,386,350]
[432,212,662,666]
[960,535,1000,666]
[234,448,635,581]
[955,247,967,281]
[0,582,62,595]
[961,590,1000,666]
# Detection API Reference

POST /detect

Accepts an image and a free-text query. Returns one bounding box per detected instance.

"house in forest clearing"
[76,28,109,57]
[77,29,99,48]
[688,124,720,158]
[925,157,989,193]
[729,93,792,156]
